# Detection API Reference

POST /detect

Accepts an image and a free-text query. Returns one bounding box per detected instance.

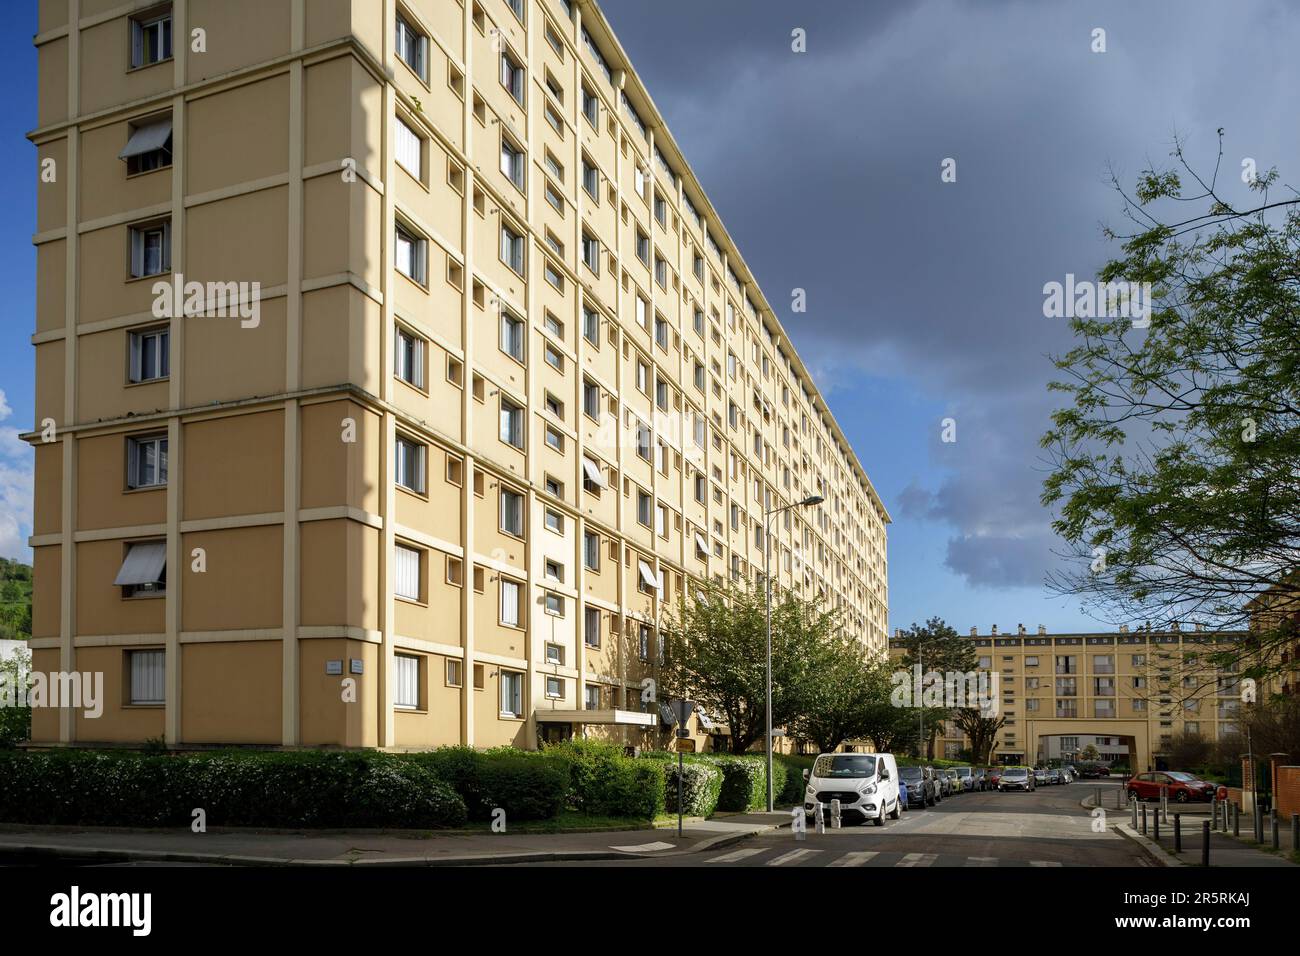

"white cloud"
[0,391,33,563]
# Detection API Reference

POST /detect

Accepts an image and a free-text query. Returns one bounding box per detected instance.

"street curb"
[1115,823,1184,867]
[0,822,786,867]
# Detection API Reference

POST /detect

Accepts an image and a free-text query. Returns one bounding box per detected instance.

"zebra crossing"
[703,845,1069,867]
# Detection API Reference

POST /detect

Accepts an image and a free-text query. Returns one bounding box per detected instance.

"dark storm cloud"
[598,0,1300,588]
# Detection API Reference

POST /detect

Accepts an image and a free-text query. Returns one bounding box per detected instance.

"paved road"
[500,781,1153,867]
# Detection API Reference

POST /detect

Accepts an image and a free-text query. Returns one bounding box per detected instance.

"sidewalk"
[0,812,790,866]
[1117,818,1297,868]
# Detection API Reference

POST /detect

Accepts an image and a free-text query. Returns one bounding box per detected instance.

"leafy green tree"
[953,708,1006,765]
[859,697,923,756]
[1042,132,1300,676]
[894,617,977,758]
[659,579,844,755]
[789,648,892,754]
[0,646,31,748]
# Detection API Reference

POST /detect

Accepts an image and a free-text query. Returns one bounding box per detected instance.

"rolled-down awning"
[535,709,656,726]
[119,118,173,160]
[114,541,166,586]
[581,457,605,488]
[694,533,709,555]
[638,561,661,591]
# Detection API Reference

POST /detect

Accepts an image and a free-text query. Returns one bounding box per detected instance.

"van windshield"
[812,755,878,779]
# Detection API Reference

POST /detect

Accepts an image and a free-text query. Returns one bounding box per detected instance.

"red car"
[985,768,1004,788]
[1126,771,1217,803]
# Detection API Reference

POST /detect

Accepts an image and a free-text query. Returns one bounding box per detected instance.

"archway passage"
[1024,719,1152,773]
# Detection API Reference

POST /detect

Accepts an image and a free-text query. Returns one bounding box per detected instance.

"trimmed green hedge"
[545,740,665,819]
[662,761,722,816]
[0,750,467,829]
[408,746,568,821]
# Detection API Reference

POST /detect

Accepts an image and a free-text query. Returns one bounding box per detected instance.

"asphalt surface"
[498,781,1154,867]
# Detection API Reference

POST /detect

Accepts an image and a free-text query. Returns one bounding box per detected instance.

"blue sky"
[3,1,1296,639]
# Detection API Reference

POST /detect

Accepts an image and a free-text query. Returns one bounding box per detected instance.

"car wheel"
[1176,790,1189,803]
[889,797,901,820]
[873,801,886,826]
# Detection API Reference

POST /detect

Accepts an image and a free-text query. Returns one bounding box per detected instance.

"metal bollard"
[1141,802,1148,835]
[1131,796,1139,830]
[830,798,842,829]
[1211,798,1218,830]
[1271,810,1279,850]
[1202,820,1210,866]
[1255,805,1264,843]
[1153,809,1160,843]
[814,800,825,834]
[1233,801,1240,837]
[1095,786,1101,807]
[1174,813,1182,854]
[1292,813,1298,853]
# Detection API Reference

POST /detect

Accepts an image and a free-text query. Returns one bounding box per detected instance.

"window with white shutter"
[395,544,421,601]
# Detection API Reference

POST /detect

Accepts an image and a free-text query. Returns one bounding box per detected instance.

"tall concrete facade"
[26,0,889,750]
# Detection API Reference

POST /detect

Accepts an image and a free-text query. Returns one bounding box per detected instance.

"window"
[654,317,669,350]
[129,219,170,278]
[581,232,601,273]
[395,436,427,493]
[500,579,522,628]
[584,606,601,647]
[500,487,525,536]
[581,85,599,126]
[396,12,428,80]
[395,326,425,389]
[446,659,463,687]
[395,222,427,284]
[127,434,168,488]
[544,393,564,420]
[545,312,565,338]
[500,137,525,190]
[583,531,600,570]
[120,115,172,174]
[585,683,601,709]
[127,649,165,704]
[1025,656,1039,667]
[635,420,652,460]
[1093,654,1115,674]
[582,157,599,199]
[500,312,525,363]
[500,223,525,275]
[545,675,564,699]
[114,540,166,597]
[500,399,524,449]
[582,456,604,494]
[500,49,525,103]
[544,343,564,371]
[544,475,563,498]
[638,623,651,660]
[545,592,565,616]
[583,306,600,346]
[545,181,564,212]
[636,229,650,264]
[396,115,423,178]
[637,490,652,526]
[394,654,420,710]
[583,379,601,419]
[128,326,169,383]
[544,507,564,532]
[500,669,523,716]
[395,544,421,601]
[654,193,667,225]
[130,7,173,68]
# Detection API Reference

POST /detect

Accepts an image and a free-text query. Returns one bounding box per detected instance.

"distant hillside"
[0,557,32,642]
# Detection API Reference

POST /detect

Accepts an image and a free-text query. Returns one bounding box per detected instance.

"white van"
[802,752,900,826]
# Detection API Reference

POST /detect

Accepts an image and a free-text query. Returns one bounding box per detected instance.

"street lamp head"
[800,495,825,507]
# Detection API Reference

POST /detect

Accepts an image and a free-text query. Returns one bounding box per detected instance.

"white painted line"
[828,851,879,867]
[1029,860,1063,867]
[766,848,821,866]
[609,841,676,853]
[896,852,937,867]
[965,856,997,866]
[704,847,766,864]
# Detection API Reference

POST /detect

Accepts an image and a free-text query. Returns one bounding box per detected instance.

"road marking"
[896,852,937,867]
[766,848,821,866]
[1029,860,1063,867]
[965,856,997,866]
[828,851,879,867]
[704,847,766,864]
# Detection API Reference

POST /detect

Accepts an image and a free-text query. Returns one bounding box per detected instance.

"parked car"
[1125,771,1217,804]
[930,767,951,799]
[954,767,975,791]
[1032,768,1051,787]
[971,768,988,791]
[802,752,902,825]
[999,767,1035,791]
[899,765,936,808]
[1046,769,1062,785]
[945,768,963,794]
[986,767,1005,789]
[1060,766,1075,784]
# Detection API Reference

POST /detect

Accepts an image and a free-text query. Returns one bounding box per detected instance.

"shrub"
[706,755,766,811]
[0,750,467,829]
[546,740,664,818]
[662,761,722,817]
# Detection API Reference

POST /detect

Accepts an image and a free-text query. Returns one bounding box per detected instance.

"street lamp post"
[765,493,824,812]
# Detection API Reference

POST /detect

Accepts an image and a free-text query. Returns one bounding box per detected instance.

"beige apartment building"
[25,0,889,752]
[889,625,1248,772]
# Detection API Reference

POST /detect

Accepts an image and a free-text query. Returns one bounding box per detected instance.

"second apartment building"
[27,0,889,751]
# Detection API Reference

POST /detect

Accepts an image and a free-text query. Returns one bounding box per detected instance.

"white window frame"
[396,115,423,179]
[394,653,420,710]
[396,12,428,81]
[127,649,165,704]
[500,487,525,537]
[128,326,170,383]
[126,434,168,489]
[395,435,427,494]
[499,398,525,449]
[129,219,171,278]
[130,8,173,69]
[394,326,426,389]
[395,221,427,285]
[500,580,521,628]
[395,544,422,601]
